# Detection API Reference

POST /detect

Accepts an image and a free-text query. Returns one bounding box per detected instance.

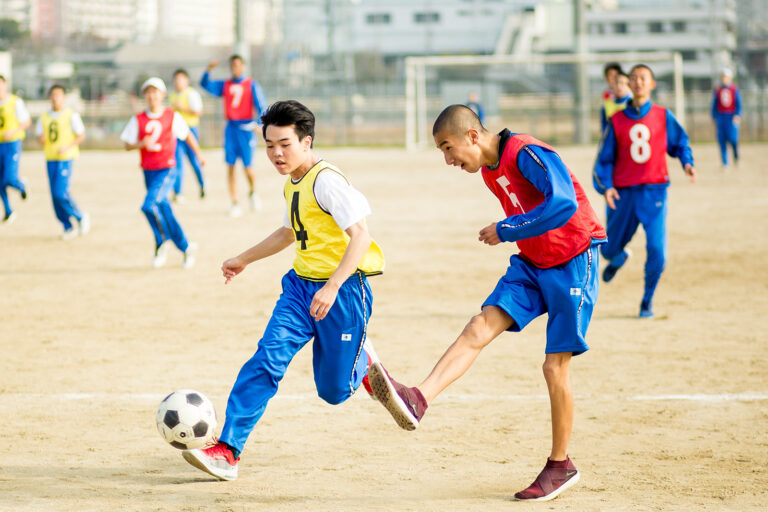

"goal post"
[405,51,684,150]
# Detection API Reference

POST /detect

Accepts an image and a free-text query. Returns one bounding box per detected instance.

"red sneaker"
[182,440,240,481]
[514,456,580,501]
[368,362,427,431]
[362,374,375,398]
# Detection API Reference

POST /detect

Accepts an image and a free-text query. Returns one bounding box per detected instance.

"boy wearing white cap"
[711,68,741,168]
[121,77,206,268]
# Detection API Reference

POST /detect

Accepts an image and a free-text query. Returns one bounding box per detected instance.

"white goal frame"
[404,51,684,150]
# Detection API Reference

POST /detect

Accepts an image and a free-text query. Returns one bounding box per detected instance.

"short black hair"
[0,75,6,83]
[629,63,655,79]
[173,68,188,78]
[432,104,483,137]
[603,62,623,77]
[229,54,244,64]
[261,100,316,147]
[48,84,66,96]
[616,71,629,81]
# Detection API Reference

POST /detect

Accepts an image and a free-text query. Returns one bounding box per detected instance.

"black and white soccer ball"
[156,389,217,450]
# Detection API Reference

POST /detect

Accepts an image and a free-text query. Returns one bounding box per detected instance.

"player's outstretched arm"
[222,227,294,284]
[309,220,372,321]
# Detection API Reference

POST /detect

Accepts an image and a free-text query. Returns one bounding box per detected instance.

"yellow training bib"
[0,95,25,142]
[169,88,200,128]
[41,109,79,161]
[604,96,629,120]
[284,160,385,281]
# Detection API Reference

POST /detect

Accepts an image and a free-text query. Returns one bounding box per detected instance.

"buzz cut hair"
[261,100,316,147]
[48,84,66,96]
[173,68,189,78]
[229,54,244,63]
[432,104,485,137]
[629,63,655,79]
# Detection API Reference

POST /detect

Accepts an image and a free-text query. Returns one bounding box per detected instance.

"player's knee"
[542,358,567,383]
[462,314,494,349]
[316,385,350,405]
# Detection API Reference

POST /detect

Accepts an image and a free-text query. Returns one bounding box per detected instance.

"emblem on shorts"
[341,333,352,341]
[570,288,581,296]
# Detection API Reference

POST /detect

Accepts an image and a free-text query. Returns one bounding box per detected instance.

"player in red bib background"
[711,68,741,168]
[121,78,206,269]
[369,105,606,502]
[201,55,267,217]
[593,64,696,318]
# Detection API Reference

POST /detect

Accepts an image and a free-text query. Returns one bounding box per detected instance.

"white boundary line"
[0,392,766,403]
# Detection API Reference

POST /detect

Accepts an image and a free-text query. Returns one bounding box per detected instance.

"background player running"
[120,77,205,269]
[369,105,606,502]
[182,100,386,481]
[711,68,741,169]
[201,55,267,217]
[36,84,90,239]
[0,75,30,224]
[170,68,206,200]
[593,64,696,318]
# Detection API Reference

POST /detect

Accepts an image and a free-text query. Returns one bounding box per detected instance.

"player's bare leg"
[542,352,573,461]
[514,351,579,501]
[419,305,513,402]
[227,164,242,217]
[369,305,512,430]
[244,166,261,211]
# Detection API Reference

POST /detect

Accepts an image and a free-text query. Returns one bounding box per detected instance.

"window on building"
[613,22,627,34]
[590,23,605,35]
[366,13,391,25]
[414,12,440,24]
[649,21,663,33]
[680,50,697,60]
[672,21,686,32]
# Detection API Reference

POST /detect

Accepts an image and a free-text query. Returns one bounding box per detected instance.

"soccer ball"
[156,389,217,450]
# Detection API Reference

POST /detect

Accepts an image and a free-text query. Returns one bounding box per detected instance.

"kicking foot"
[368,362,427,431]
[514,456,580,502]
[182,440,239,481]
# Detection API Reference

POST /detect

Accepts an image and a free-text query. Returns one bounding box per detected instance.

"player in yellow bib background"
[182,100,389,481]
[0,74,30,224]
[36,85,90,239]
[170,69,205,200]
[600,70,632,134]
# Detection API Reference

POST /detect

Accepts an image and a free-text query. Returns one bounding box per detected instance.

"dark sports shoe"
[639,299,654,318]
[368,362,427,431]
[514,456,580,502]
[602,249,631,282]
[182,440,239,481]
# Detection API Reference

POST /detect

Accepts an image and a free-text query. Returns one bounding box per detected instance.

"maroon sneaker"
[514,456,580,501]
[368,362,427,431]
[182,440,240,481]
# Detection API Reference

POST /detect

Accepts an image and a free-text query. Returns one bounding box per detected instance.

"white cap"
[141,77,167,93]
[721,68,733,77]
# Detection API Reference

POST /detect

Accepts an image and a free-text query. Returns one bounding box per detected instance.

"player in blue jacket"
[593,64,696,318]
[711,68,741,168]
[201,55,267,217]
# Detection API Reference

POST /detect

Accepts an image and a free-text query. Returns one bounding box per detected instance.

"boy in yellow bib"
[0,75,30,224]
[170,69,205,200]
[36,85,89,239]
[182,100,386,481]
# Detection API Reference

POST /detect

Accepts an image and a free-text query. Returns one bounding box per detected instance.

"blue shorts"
[224,121,256,167]
[483,245,600,355]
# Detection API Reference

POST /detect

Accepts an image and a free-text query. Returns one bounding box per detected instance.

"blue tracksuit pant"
[0,140,24,217]
[47,160,82,230]
[142,167,189,251]
[173,126,204,195]
[600,186,667,306]
[715,114,739,165]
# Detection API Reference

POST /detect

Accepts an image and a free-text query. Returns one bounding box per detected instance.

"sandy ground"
[1,142,767,512]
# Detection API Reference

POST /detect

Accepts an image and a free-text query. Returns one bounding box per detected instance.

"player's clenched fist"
[478,223,501,246]
[206,61,218,72]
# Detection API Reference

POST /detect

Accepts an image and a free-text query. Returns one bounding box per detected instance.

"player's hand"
[478,223,501,246]
[198,155,206,167]
[207,61,218,71]
[310,281,340,321]
[684,164,697,183]
[733,115,741,125]
[604,188,620,210]
[222,257,246,284]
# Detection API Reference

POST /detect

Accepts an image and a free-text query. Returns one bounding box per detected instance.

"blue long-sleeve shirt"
[200,71,267,123]
[495,139,578,243]
[711,85,742,119]
[593,101,694,194]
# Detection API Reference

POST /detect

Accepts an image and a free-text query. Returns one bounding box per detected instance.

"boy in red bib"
[121,77,206,268]
[369,105,606,502]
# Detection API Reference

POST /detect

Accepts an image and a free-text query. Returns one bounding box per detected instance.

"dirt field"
[1,142,766,512]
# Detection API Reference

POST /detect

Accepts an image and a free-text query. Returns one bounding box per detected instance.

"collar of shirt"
[487,128,512,171]
[623,100,653,119]
[230,76,247,83]
[143,109,167,119]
